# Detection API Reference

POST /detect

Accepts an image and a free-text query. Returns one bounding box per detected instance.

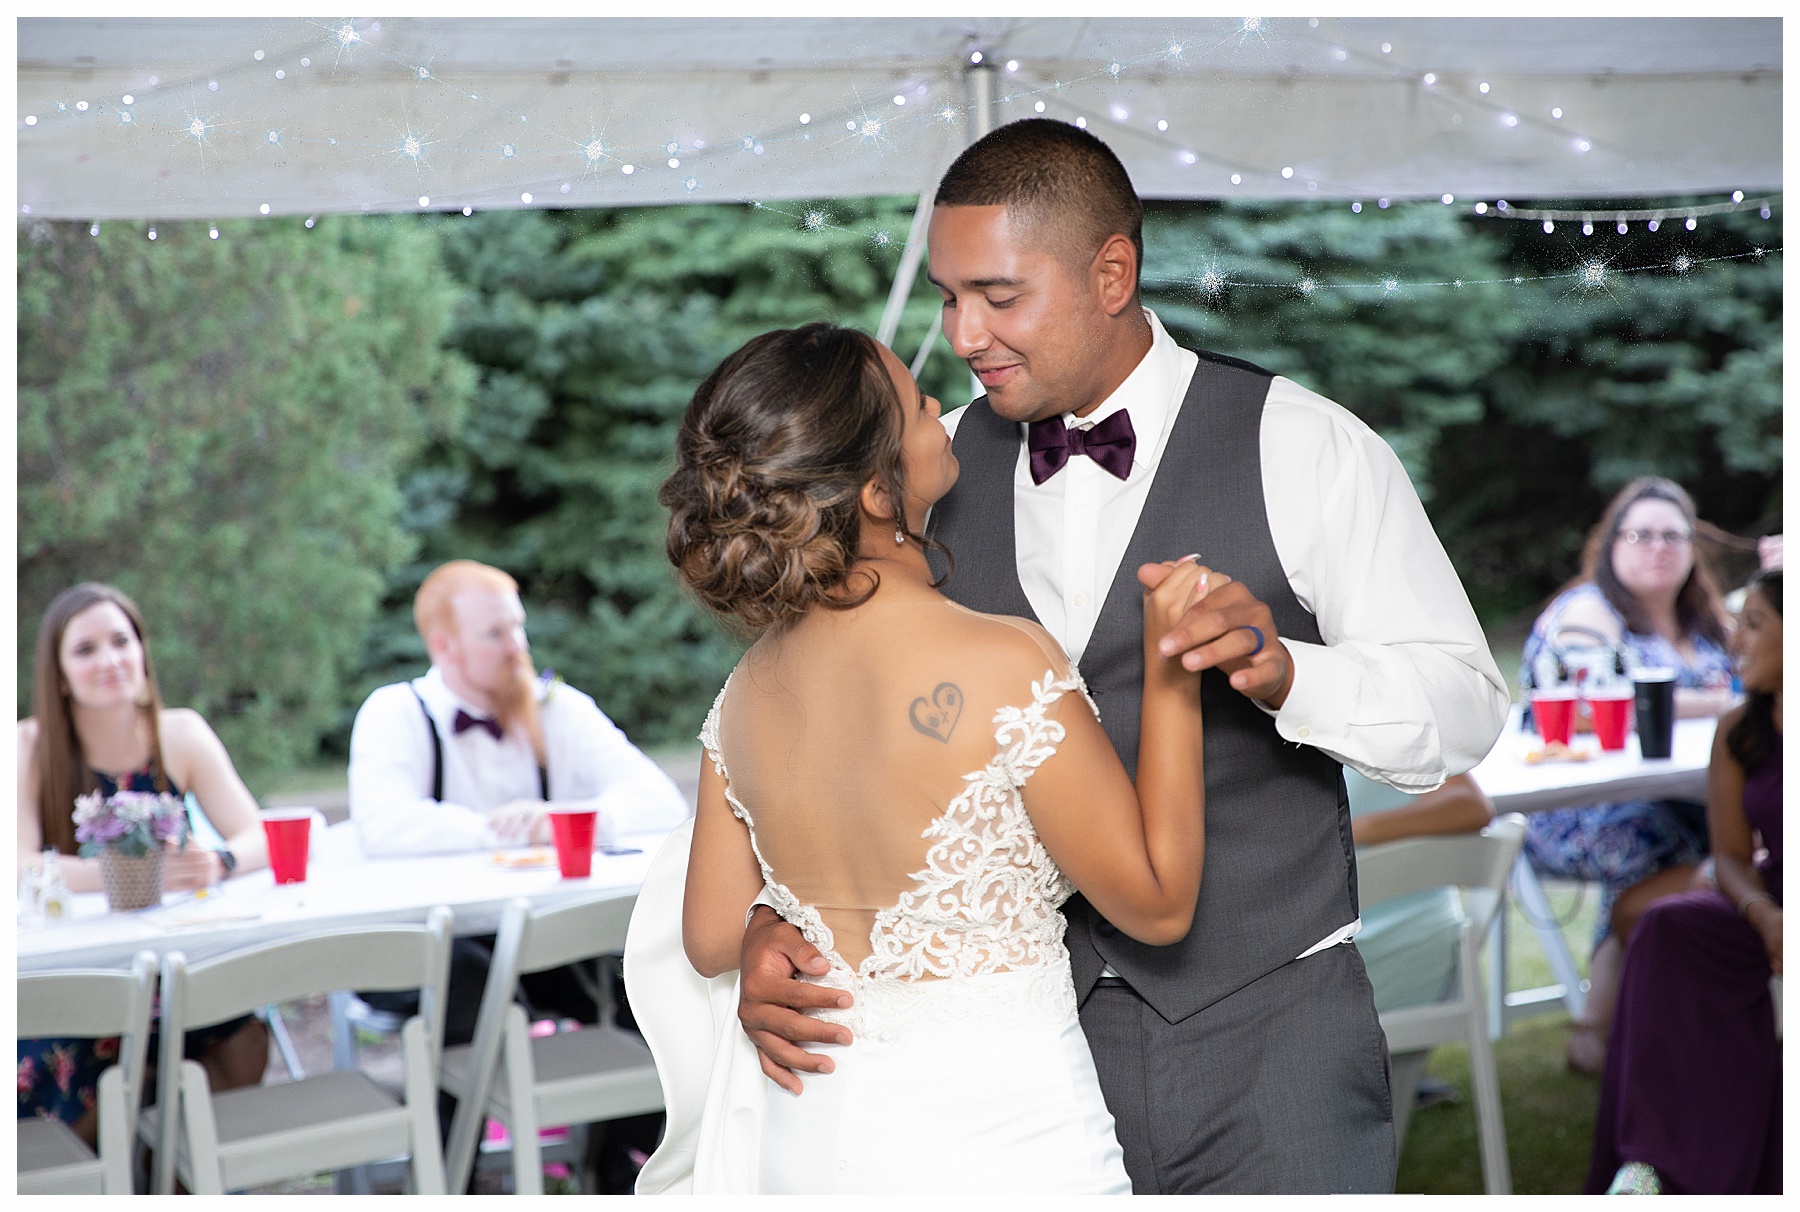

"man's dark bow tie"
[453,709,504,741]
[1027,410,1137,485]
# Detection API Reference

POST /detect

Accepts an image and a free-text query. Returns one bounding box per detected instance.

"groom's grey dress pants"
[1078,942,1396,1194]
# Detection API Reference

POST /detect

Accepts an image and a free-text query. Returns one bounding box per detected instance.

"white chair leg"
[401,1019,448,1195]
[1461,929,1513,1195]
[179,1059,226,1194]
[503,1006,544,1196]
[96,1066,133,1194]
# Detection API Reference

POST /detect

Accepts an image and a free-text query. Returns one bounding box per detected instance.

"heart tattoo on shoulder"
[909,682,964,743]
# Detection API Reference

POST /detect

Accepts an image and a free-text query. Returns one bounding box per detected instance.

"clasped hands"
[487,799,554,847]
[736,557,1296,1093]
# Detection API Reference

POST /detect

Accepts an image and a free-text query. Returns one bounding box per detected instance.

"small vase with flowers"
[73,789,188,912]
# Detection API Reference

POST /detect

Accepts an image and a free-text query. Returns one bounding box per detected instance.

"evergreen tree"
[352,198,956,750]
[18,216,473,785]
[1140,197,1781,618]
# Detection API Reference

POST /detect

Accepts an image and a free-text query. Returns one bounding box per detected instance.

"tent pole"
[957,59,1002,396]
[874,178,938,347]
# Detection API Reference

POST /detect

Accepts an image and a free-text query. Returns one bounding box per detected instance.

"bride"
[648,322,1213,1193]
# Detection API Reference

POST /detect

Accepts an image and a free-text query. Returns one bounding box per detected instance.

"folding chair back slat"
[1356,815,1525,927]
[179,922,450,1031]
[515,892,636,976]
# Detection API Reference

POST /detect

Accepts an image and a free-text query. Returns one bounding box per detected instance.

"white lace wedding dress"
[677,617,1130,1195]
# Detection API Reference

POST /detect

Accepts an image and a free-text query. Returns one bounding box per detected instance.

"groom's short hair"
[935,118,1143,288]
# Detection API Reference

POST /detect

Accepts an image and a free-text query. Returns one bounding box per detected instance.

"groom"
[734,119,1509,1193]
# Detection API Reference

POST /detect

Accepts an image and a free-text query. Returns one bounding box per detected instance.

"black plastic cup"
[1633,670,1677,759]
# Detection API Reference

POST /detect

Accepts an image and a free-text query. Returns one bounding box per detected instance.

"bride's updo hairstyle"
[662,322,931,635]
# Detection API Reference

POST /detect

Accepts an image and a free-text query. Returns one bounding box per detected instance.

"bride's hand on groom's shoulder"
[1139,560,1296,710]
[738,905,855,1094]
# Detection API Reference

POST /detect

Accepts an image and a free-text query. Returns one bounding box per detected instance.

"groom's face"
[928,204,1108,424]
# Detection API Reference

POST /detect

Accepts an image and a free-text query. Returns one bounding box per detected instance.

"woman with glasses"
[1518,477,1736,1073]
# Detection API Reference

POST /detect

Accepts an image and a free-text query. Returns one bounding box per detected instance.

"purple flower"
[74,789,187,856]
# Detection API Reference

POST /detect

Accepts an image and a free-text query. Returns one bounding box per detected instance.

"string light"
[22,20,1783,234]
[1474,194,1776,225]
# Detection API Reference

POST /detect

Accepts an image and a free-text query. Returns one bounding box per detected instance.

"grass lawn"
[1397,878,1604,1193]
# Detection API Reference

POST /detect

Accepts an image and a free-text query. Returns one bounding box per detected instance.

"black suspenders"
[408,682,548,801]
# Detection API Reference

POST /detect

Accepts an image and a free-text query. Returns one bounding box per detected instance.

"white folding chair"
[138,907,453,1194]
[17,951,157,1194]
[440,893,663,1194]
[1357,814,1527,1196]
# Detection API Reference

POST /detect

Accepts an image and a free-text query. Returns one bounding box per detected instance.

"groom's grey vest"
[928,352,1357,1025]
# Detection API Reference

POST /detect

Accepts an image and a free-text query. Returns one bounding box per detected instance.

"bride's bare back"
[712,588,1086,973]
[684,562,1210,982]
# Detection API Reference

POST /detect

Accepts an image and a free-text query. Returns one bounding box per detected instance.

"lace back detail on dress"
[701,668,1091,1038]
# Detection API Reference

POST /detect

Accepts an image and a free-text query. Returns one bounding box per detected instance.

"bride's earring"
[894,523,906,546]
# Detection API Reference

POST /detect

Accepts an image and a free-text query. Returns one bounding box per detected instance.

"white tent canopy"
[17,17,1782,222]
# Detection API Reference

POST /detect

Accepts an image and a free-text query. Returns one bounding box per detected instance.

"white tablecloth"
[1470,707,1715,816]
[17,821,671,974]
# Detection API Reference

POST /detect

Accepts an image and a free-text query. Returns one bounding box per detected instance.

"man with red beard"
[349,559,688,857]
[349,561,688,1187]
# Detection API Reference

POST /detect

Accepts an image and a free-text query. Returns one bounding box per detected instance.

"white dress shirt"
[349,665,691,857]
[940,309,1509,959]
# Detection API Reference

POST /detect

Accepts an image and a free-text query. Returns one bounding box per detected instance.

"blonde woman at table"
[656,323,1211,1193]
[1518,477,1738,1074]
[17,582,271,1141]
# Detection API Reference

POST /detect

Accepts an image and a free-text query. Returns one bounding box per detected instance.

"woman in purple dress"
[1587,567,1782,1195]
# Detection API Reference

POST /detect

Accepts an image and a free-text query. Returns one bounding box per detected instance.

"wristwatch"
[217,848,239,878]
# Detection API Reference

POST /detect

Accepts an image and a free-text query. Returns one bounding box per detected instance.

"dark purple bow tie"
[453,709,503,741]
[1026,410,1136,485]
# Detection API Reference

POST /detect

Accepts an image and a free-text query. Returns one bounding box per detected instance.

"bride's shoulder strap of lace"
[697,673,733,775]
[973,613,1100,722]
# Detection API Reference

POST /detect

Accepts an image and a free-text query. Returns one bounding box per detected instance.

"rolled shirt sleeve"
[1259,378,1509,791]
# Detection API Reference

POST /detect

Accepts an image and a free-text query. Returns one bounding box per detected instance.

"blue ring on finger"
[1240,625,1265,656]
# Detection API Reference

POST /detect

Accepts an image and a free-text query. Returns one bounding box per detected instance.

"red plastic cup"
[547,808,597,880]
[1530,690,1578,747]
[261,811,313,885]
[1587,693,1633,752]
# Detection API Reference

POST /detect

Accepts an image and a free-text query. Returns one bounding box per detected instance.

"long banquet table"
[1469,708,1715,816]
[17,822,672,974]
[1467,708,1719,1030]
